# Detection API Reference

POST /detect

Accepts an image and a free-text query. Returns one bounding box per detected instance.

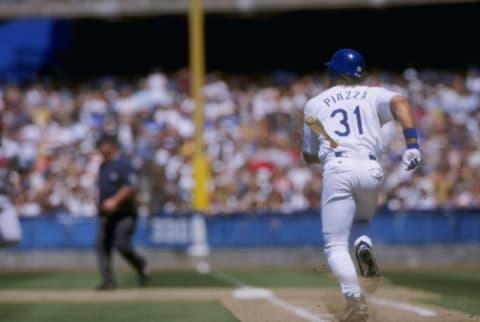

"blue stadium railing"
[14,209,480,249]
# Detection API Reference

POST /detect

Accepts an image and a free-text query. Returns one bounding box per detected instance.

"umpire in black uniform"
[95,133,149,290]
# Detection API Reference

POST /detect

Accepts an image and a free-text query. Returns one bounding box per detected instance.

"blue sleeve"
[119,159,138,189]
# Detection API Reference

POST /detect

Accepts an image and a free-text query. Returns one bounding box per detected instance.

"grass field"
[0,301,238,322]
[386,270,480,316]
[0,269,478,321]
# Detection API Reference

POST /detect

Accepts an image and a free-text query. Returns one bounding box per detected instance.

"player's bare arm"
[390,95,416,136]
[390,95,422,171]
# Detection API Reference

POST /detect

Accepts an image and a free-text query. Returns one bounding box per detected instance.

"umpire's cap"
[96,133,119,148]
[325,48,365,79]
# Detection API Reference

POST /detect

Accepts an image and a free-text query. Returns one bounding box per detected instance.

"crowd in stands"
[1,67,480,217]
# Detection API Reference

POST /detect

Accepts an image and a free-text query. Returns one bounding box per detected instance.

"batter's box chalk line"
[232,287,336,322]
[369,297,436,317]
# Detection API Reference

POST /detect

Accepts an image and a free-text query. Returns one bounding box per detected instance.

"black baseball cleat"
[138,261,151,287]
[95,281,116,291]
[355,238,381,293]
[355,239,380,278]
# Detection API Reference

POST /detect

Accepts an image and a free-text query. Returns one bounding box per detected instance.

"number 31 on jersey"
[330,106,363,136]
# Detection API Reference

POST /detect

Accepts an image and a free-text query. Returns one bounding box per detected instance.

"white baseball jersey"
[303,85,399,162]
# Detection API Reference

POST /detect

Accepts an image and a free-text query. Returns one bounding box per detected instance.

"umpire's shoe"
[96,280,116,291]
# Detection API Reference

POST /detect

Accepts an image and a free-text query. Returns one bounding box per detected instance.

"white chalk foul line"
[231,287,335,322]
[210,271,334,322]
[370,297,436,317]
[268,295,336,322]
[210,271,247,288]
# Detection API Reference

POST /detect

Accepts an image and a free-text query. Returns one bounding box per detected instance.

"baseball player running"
[303,48,421,322]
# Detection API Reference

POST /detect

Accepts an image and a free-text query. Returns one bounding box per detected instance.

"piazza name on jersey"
[323,90,368,107]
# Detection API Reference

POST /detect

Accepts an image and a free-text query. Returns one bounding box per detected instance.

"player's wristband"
[403,128,419,149]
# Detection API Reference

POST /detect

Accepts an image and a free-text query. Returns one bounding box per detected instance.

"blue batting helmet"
[325,48,365,79]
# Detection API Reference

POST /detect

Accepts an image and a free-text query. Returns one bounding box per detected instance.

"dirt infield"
[0,287,478,322]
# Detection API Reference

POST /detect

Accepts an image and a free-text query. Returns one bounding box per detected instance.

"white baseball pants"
[321,157,383,297]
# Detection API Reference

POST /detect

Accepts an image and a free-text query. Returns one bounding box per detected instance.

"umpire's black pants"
[96,215,145,284]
